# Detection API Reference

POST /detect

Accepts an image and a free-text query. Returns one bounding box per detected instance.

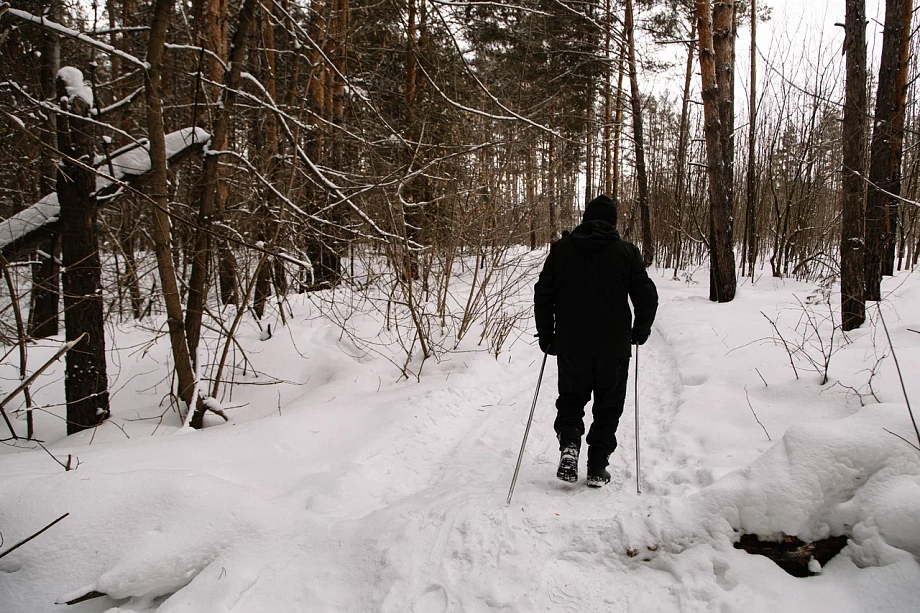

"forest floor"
[1,258,919,612]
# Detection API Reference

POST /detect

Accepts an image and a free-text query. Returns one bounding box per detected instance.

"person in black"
[534,194,658,487]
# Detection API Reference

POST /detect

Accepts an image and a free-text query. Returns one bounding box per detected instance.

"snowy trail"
[166,278,920,613]
[309,330,691,612]
[4,273,920,612]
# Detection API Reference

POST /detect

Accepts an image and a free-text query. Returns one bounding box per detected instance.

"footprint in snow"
[412,584,448,613]
[680,373,708,386]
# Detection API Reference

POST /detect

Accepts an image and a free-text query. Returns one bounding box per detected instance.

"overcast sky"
[751,0,887,59]
[641,0,891,111]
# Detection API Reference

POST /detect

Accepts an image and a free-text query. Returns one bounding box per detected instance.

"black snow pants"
[553,353,630,460]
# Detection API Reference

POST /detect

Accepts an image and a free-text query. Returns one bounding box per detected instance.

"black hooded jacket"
[534,220,658,358]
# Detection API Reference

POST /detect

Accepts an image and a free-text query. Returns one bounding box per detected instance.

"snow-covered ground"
[1,258,919,612]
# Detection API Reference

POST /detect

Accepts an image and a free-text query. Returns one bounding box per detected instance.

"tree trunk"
[841,0,868,330]
[186,0,259,358]
[585,91,595,203]
[192,0,237,307]
[603,0,613,196]
[253,0,279,320]
[406,0,417,125]
[612,37,626,207]
[194,0,228,102]
[28,234,60,338]
[714,1,736,189]
[401,0,421,281]
[864,0,913,300]
[308,0,327,164]
[528,148,537,249]
[30,0,61,339]
[547,135,558,240]
[625,0,653,266]
[331,0,348,169]
[145,0,199,415]
[696,0,737,302]
[118,202,145,319]
[55,71,110,435]
[672,21,696,276]
[303,0,345,287]
[744,0,757,278]
[102,1,144,321]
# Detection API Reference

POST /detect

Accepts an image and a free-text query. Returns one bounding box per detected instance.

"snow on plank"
[0,193,60,255]
[0,127,209,259]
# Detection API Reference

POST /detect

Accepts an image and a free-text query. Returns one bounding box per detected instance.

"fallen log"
[734,533,849,577]
[0,127,209,260]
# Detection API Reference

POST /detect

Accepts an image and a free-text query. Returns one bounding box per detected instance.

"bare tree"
[625,0,653,267]
[55,69,110,434]
[668,18,696,275]
[865,0,913,301]
[611,37,627,204]
[144,0,198,414]
[841,0,868,330]
[742,0,758,278]
[185,0,259,368]
[28,0,62,340]
[696,0,737,302]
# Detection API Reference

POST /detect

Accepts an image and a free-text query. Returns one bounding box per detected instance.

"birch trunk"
[743,0,758,278]
[672,21,696,275]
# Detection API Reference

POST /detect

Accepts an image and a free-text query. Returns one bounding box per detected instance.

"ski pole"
[506,353,548,505]
[635,344,641,495]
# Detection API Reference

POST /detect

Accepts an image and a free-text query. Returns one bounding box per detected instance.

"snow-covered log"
[0,127,209,260]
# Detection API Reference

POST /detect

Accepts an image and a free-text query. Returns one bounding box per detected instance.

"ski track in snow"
[285,328,693,612]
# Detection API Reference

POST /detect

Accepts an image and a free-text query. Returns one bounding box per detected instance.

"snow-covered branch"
[3,8,149,69]
[3,79,144,148]
[98,87,145,117]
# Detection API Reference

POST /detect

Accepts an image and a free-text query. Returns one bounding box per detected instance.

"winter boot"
[586,448,611,488]
[556,442,580,483]
[586,466,611,488]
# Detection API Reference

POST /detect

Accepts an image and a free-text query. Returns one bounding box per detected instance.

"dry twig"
[0,512,69,559]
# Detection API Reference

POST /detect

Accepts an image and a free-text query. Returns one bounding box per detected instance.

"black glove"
[631,328,650,346]
[538,334,556,356]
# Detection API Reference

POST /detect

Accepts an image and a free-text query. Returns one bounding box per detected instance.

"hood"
[583,194,618,225]
[569,219,621,250]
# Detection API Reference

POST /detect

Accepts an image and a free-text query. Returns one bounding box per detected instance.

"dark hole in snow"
[734,533,849,578]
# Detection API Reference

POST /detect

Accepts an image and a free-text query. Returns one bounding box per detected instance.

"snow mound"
[0,469,298,608]
[612,403,920,564]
